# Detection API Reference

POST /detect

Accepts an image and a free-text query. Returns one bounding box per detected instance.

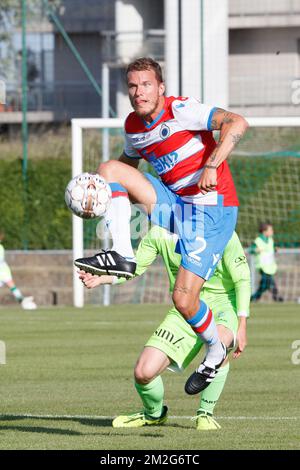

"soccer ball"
[65,172,111,219]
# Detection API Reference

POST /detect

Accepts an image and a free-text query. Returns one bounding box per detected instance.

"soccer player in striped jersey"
[75,57,249,393]
[78,226,250,430]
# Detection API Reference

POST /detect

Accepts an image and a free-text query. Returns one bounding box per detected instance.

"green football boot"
[193,412,221,430]
[112,405,168,428]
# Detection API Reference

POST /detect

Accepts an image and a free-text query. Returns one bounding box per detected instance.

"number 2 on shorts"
[189,237,207,262]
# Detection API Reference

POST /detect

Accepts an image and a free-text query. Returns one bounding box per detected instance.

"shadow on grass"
[0,415,190,433]
[166,423,191,430]
[0,415,112,428]
[0,424,83,436]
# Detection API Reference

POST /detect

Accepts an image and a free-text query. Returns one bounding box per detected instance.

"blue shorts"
[145,173,238,280]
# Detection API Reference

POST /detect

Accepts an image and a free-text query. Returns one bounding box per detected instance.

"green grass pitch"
[0,303,299,450]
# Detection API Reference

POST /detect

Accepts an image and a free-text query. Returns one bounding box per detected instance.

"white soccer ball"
[65,172,111,219]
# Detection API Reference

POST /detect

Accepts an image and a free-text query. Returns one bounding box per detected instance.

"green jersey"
[117,226,251,317]
[251,235,277,275]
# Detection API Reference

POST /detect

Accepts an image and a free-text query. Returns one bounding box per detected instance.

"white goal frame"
[72,118,124,307]
[71,116,300,308]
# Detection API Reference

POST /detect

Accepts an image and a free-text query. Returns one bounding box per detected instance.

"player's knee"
[134,363,156,385]
[172,292,195,318]
[97,160,120,180]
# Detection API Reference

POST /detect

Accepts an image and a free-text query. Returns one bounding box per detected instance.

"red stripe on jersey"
[125,112,147,134]
[192,310,213,334]
[111,191,129,199]
[175,184,201,197]
[215,161,239,206]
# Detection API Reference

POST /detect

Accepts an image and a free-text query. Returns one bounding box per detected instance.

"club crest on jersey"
[159,123,171,140]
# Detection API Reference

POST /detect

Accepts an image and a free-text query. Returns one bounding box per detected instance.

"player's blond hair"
[126,57,164,84]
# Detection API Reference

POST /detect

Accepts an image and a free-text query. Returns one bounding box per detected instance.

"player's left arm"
[223,233,251,358]
[233,316,247,359]
[198,108,249,193]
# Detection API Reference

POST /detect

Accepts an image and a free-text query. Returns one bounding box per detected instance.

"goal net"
[72,117,300,307]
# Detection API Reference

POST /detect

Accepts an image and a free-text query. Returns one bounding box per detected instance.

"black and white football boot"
[185,343,227,395]
[74,250,136,279]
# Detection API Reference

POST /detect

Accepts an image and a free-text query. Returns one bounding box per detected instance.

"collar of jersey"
[142,108,165,129]
[259,234,270,243]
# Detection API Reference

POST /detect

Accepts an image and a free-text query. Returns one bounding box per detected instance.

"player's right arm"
[171,98,248,193]
[119,152,140,169]
[197,108,248,193]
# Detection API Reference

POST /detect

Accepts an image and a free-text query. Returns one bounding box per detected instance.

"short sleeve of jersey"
[123,131,142,159]
[172,97,216,131]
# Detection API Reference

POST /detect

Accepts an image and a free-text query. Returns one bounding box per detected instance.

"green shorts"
[0,262,12,286]
[145,304,238,372]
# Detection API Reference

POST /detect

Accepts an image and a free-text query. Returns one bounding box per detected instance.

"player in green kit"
[79,226,250,430]
[0,230,37,310]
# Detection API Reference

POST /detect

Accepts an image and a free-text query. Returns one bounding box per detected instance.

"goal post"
[71,118,124,308]
[71,116,300,307]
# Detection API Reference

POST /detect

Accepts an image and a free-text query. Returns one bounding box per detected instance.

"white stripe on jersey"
[150,135,204,176]
[181,192,218,205]
[126,119,185,149]
[168,168,204,191]
[168,169,218,205]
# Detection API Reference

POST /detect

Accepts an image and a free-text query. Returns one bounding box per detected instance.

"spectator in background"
[0,230,37,310]
[249,222,283,302]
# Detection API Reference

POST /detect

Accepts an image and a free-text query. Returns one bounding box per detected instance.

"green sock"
[198,363,230,416]
[135,375,164,418]
[10,286,23,303]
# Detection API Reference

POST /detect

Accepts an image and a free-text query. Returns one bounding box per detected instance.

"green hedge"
[230,155,300,247]
[0,158,72,249]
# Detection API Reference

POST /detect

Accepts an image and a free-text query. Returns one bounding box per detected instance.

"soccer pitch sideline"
[0,303,299,450]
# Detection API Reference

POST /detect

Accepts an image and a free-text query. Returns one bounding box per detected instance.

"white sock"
[199,341,225,371]
[187,302,225,370]
[105,184,135,260]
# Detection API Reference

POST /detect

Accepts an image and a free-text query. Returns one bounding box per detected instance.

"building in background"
[229,0,300,117]
[0,0,299,126]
